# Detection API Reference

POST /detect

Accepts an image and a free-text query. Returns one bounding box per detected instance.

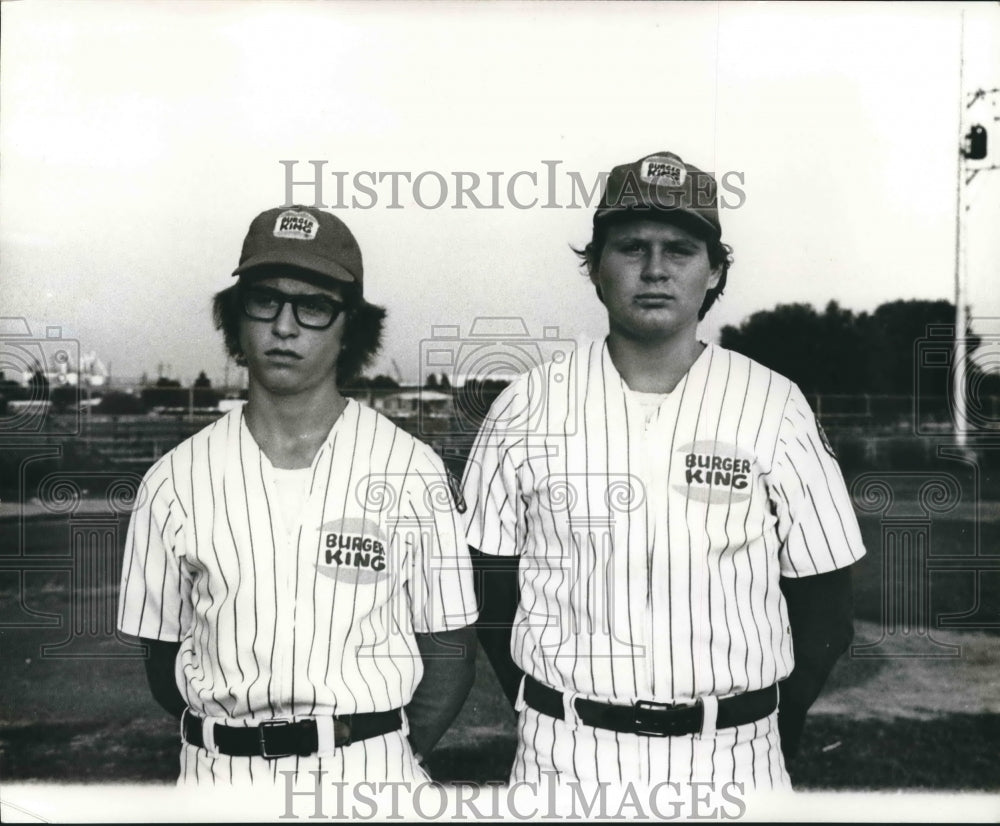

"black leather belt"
[523,675,777,737]
[181,708,403,759]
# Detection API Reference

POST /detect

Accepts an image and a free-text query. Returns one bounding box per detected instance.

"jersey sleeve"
[403,443,479,634]
[460,384,526,558]
[768,385,867,578]
[117,458,193,641]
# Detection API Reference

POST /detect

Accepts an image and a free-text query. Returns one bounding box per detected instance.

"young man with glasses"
[118,206,477,787]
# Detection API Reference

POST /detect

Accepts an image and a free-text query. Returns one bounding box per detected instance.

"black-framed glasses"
[240,286,346,330]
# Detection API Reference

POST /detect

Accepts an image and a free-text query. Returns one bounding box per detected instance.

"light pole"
[952,9,998,449]
[953,10,968,448]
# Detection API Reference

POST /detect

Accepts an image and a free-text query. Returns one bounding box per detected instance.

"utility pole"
[953,9,967,448]
[952,9,999,448]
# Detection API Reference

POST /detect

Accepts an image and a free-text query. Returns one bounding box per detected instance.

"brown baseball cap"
[232,206,364,292]
[594,151,721,240]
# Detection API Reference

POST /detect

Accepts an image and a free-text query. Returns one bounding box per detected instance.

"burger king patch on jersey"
[318,517,389,584]
[673,440,755,504]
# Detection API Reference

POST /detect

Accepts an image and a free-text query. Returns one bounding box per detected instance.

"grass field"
[1,506,998,795]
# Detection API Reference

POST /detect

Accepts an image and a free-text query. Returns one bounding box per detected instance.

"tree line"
[719,299,996,397]
[5,299,989,419]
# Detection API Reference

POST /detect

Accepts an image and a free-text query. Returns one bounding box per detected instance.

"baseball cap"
[594,151,721,240]
[232,206,364,292]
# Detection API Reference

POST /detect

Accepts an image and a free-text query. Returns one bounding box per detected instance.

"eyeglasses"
[240,286,346,330]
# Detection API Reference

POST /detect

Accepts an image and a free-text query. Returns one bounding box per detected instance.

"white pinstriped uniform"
[118,399,477,785]
[462,338,865,788]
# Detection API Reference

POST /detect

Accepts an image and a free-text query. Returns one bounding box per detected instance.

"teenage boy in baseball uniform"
[462,151,865,789]
[118,206,478,786]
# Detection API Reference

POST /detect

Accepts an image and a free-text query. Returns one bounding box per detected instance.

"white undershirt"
[624,386,670,424]
[271,466,312,543]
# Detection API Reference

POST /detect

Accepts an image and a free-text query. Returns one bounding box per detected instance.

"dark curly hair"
[573,211,734,320]
[212,271,386,385]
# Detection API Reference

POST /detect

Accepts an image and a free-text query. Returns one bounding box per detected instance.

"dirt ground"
[1,620,997,792]
[1,508,998,822]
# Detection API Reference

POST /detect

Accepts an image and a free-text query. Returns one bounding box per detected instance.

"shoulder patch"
[447,468,467,514]
[817,421,837,459]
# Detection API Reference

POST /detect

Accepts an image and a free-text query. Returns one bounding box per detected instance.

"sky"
[2,1,999,388]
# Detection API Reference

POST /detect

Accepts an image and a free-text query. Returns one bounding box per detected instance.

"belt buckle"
[333,718,353,748]
[258,718,294,759]
[633,700,676,737]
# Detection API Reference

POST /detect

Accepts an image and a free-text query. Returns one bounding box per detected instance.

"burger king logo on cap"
[273,209,319,240]
[640,156,686,186]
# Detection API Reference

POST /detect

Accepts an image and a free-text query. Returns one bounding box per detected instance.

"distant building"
[24,349,109,388]
[373,389,453,419]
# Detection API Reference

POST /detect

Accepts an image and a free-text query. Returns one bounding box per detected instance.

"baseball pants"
[510,706,791,790]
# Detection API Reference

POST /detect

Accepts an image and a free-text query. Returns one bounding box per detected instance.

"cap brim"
[593,206,720,240]
[232,250,357,285]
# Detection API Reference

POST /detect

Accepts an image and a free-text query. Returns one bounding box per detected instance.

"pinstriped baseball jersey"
[118,399,477,724]
[462,337,865,707]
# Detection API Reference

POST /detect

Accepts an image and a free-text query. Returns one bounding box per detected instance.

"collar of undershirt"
[601,338,714,398]
[238,397,355,471]
[623,385,670,405]
[270,466,314,480]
